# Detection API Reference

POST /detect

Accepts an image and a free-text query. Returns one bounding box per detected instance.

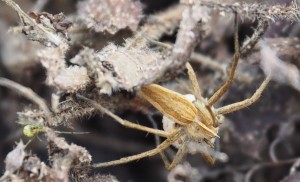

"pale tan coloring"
[78,14,271,170]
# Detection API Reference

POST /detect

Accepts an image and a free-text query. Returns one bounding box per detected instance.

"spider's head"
[179,94,220,139]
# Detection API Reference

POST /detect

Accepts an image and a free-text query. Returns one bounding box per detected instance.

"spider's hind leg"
[76,94,169,138]
[165,140,188,170]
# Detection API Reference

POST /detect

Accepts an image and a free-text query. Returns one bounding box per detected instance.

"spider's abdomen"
[140,84,198,125]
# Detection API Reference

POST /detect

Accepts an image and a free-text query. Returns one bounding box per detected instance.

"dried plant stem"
[1,0,64,46]
[269,137,281,162]
[136,4,185,46]
[241,19,269,56]
[170,4,205,69]
[0,77,52,118]
[245,157,299,182]
[191,53,256,85]
[143,4,185,39]
[191,53,226,75]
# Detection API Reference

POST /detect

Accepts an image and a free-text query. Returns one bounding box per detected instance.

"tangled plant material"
[194,0,300,22]
[0,0,300,181]
[77,0,143,34]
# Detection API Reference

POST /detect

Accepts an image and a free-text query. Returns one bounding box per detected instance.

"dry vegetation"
[0,0,300,181]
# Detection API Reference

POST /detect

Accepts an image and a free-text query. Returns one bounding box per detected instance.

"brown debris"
[28,12,72,40]
[1,140,82,182]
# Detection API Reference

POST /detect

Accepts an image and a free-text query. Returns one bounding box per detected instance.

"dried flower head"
[29,12,72,41]
[71,44,166,94]
[54,66,90,92]
[77,0,143,34]
[39,46,90,92]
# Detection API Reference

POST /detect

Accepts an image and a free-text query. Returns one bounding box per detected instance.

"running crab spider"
[77,14,271,170]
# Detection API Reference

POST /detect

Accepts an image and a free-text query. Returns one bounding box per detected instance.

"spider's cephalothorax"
[163,95,218,141]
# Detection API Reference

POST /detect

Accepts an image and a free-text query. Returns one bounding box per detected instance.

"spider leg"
[208,13,239,106]
[165,139,188,170]
[92,129,184,168]
[147,114,172,167]
[76,94,168,138]
[186,63,221,127]
[200,148,215,165]
[158,151,171,168]
[186,62,206,103]
[215,75,271,115]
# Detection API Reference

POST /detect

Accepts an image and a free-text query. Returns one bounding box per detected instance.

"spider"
[77,14,271,170]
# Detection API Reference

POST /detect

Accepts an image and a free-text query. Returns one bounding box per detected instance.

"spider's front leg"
[76,94,169,138]
[186,62,206,103]
[207,13,240,107]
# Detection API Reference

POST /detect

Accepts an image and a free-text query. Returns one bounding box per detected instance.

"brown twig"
[245,158,297,182]
[191,52,226,74]
[1,0,66,46]
[241,19,269,57]
[0,77,52,120]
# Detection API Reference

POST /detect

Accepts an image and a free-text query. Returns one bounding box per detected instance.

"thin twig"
[241,19,269,57]
[1,0,64,46]
[191,52,226,74]
[269,138,281,162]
[0,77,52,119]
[245,158,298,182]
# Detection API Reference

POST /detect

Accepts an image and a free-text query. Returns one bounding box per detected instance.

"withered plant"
[0,0,300,181]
